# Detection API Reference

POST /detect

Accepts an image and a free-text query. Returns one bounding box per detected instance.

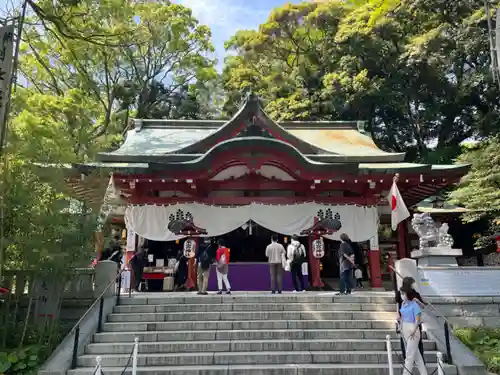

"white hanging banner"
[125,203,378,242]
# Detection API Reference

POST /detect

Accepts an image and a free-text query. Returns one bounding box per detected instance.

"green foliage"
[0,346,43,375]
[449,136,500,249]
[222,0,500,163]
[1,157,97,271]
[15,0,219,162]
[455,328,500,373]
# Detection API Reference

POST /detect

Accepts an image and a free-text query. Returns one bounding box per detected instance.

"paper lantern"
[312,238,325,258]
[175,239,180,244]
[284,236,288,243]
[183,238,196,258]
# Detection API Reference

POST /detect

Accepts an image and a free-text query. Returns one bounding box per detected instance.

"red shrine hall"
[71,93,469,291]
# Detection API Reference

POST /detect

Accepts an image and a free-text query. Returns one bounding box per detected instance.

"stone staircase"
[68,292,457,375]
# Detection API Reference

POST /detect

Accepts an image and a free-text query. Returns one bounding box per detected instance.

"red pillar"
[397,222,407,259]
[186,237,199,290]
[308,226,324,289]
[368,234,383,288]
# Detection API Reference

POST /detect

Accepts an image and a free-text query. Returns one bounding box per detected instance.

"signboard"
[418,268,500,296]
[126,229,136,251]
[370,236,379,251]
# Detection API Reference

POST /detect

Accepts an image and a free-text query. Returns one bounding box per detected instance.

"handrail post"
[437,352,445,375]
[392,267,398,293]
[71,326,80,369]
[97,297,104,333]
[95,356,102,375]
[386,334,395,375]
[444,321,452,364]
[132,337,139,375]
[116,271,122,306]
[128,268,132,298]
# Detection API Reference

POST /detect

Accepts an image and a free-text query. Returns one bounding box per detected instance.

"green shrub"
[0,346,43,375]
[455,328,500,374]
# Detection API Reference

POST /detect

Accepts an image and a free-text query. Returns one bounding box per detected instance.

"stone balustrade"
[1,268,95,299]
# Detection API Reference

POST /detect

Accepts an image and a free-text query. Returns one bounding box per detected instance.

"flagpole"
[393,173,400,184]
[0,0,27,282]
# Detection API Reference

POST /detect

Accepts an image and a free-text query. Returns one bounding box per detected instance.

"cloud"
[174,0,270,66]
[176,0,269,34]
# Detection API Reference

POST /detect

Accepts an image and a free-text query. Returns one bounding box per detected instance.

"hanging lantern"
[183,238,196,258]
[496,235,500,253]
[312,238,325,258]
[284,236,288,243]
[175,239,180,244]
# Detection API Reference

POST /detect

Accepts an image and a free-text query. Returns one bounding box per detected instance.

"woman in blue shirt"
[399,288,428,375]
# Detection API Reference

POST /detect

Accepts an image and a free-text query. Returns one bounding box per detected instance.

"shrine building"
[68,93,469,291]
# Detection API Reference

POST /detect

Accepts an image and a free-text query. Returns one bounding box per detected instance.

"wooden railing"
[1,268,95,299]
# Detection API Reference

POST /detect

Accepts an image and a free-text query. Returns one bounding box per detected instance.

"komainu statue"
[411,213,454,250]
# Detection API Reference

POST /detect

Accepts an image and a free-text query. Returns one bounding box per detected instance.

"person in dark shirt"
[396,276,426,361]
[173,250,188,292]
[130,248,146,292]
[196,239,215,295]
[337,233,356,295]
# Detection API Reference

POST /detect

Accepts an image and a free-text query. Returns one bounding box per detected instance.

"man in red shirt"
[215,239,231,294]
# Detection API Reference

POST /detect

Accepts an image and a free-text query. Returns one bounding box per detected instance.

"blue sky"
[172,0,300,66]
[0,0,298,65]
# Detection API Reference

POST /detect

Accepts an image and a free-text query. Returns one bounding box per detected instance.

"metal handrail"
[390,265,453,364]
[70,267,124,369]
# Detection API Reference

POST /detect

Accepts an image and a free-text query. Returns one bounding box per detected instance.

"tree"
[449,137,500,248]
[222,0,500,163]
[16,0,218,161]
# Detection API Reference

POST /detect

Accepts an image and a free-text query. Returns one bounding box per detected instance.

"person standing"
[287,235,306,292]
[173,250,188,292]
[130,247,146,292]
[215,239,231,294]
[396,276,426,361]
[196,239,213,295]
[354,267,363,288]
[399,288,428,375]
[266,234,286,294]
[338,233,355,295]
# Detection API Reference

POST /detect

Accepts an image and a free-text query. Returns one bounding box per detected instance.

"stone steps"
[93,329,400,342]
[113,303,396,313]
[70,292,454,375]
[85,339,437,354]
[119,294,395,305]
[107,311,397,322]
[102,319,397,331]
[68,363,457,375]
[76,350,441,366]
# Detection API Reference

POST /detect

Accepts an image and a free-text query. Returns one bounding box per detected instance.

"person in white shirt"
[287,235,306,292]
[265,234,286,294]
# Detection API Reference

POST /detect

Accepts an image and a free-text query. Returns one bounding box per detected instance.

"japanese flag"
[387,181,410,230]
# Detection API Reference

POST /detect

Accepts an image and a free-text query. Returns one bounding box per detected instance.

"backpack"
[292,244,306,264]
[200,251,211,270]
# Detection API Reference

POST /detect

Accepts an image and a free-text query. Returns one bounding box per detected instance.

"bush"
[455,328,500,374]
[0,346,43,375]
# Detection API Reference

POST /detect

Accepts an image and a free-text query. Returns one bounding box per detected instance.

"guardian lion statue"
[411,213,454,250]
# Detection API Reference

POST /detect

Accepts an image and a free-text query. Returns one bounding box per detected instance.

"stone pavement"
[68,291,457,375]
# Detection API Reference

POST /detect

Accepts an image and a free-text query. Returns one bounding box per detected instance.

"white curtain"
[125,203,378,242]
